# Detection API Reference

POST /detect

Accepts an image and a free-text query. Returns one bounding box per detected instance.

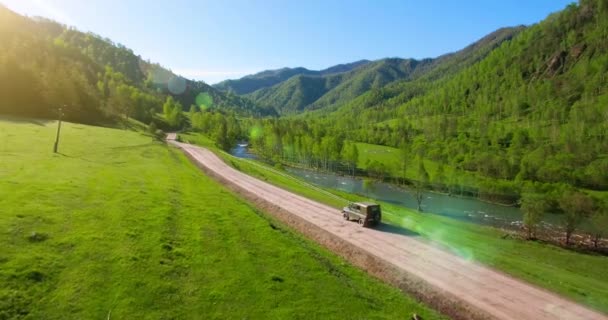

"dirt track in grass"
[168,134,607,320]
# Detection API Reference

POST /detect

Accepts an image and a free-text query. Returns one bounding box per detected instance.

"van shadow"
[374,222,420,237]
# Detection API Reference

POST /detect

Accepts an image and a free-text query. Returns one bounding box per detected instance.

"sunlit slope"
[0,6,272,124]
[182,131,608,314]
[319,0,608,192]
[0,118,444,319]
[232,27,521,114]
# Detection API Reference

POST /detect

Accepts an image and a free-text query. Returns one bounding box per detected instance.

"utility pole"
[53,105,65,153]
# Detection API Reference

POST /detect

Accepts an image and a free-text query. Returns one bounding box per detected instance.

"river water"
[229,144,567,228]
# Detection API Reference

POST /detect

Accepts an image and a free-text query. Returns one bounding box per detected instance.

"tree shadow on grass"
[0,115,52,126]
[109,142,156,150]
[375,222,420,237]
[56,152,124,166]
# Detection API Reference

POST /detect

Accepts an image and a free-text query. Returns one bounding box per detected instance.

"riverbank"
[245,144,521,205]
[180,132,608,313]
[241,145,605,251]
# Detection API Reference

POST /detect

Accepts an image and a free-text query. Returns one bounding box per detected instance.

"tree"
[520,193,547,240]
[168,102,184,128]
[558,191,594,245]
[398,140,410,185]
[214,116,230,151]
[163,96,175,117]
[341,142,359,177]
[189,104,198,116]
[412,158,429,212]
[434,163,446,192]
[367,160,387,180]
[413,182,425,212]
[362,178,376,197]
[418,157,430,183]
[590,201,608,248]
[162,96,184,128]
[148,121,157,135]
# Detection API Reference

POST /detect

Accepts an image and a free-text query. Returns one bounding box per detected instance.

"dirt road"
[168,135,606,320]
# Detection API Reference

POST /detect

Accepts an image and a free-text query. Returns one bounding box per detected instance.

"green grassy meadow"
[181,133,608,314]
[0,119,445,319]
[354,142,480,189]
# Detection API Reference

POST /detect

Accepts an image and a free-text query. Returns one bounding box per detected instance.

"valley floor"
[0,119,443,319]
[180,132,608,316]
[170,134,607,320]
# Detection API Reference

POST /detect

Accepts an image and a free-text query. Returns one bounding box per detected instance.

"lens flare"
[149,67,172,84]
[195,92,214,110]
[250,126,263,140]
[168,76,187,95]
[452,246,475,261]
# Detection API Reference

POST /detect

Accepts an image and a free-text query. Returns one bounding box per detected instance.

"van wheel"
[343,212,349,220]
[358,219,365,226]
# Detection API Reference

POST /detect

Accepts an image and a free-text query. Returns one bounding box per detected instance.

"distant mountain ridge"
[245,58,428,114]
[213,60,370,95]
[219,26,523,115]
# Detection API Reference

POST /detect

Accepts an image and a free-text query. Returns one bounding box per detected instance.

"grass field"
[0,119,445,319]
[181,132,608,314]
[355,142,480,188]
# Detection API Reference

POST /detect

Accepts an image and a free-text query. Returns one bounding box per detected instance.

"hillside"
[0,118,445,319]
[229,27,521,115]
[0,6,273,126]
[246,58,429,114]
[247,0,608,201]
[213,60,370,95]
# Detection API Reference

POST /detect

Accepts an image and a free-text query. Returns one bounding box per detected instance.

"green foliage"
[418,158,429,183]
[245,58,466,115]
[225,27,521,115]
[341,141,359,176]
[558,190,595,244]
[214,61,370,95]
[590,202,608,248]
[190,111,241,151]
[520,193,548,239]
[162,96,185,128]
[0,119,444,320]
[0,7,273,126]
[242,1,608,204]
[362,178,376,197]
[183,132,608,313]
[147,121,161,139]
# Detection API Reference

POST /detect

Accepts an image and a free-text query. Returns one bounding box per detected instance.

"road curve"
[168,135,606,320]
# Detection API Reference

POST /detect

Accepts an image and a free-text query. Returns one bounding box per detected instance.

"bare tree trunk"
[415,188,423,212]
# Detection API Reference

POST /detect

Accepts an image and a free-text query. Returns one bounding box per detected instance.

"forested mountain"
[246,58,427,114]
[247,0,608,202]
[0,6,273,125]
[230,27,522,115]
[213,60,370,95]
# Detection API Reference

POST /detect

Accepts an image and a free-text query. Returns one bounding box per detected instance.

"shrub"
[27,232,49,243]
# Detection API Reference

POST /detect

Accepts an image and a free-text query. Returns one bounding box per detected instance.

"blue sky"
[2,0,573,84]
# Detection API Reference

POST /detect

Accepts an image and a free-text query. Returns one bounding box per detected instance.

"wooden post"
[53,106,64,153]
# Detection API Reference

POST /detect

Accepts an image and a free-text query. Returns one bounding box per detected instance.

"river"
[229,144,568,229]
